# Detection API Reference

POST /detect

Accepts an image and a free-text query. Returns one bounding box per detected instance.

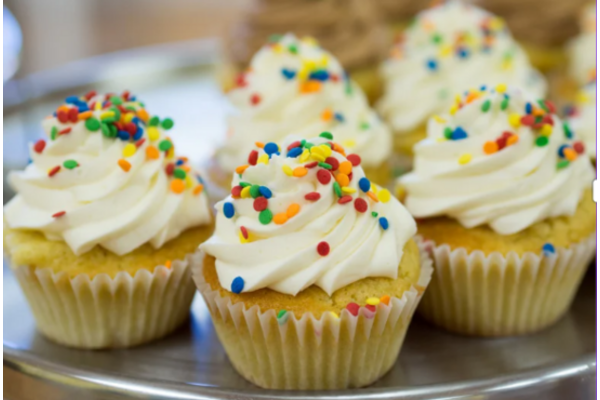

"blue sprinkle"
[65,96,80,104]
[452,127,468,140]
[379,217,389,230]
[259,186,272,199]
[542,243,555,256]
[223,202,235,219]
[131,116,140,125]
[176,159,185,166]
[117,130,130,141]
[130,96,136,101]
[133,127,143,141]
[557,144,569,157]
[281,68,296,80]
[426,59,438,71]
[525,102,532,114]
[358,177,371,193]
[231,277,244,294]
[264,142,279,156]
[457,48,469,58]
[287,147,303,158]
[480,85,487,91]
[308,70,329,81]
[196,174,204,184]
[334,113,344,122]
[53,112,57,117]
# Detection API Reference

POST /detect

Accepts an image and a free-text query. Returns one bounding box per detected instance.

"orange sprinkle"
[483,141,498,154]
[300,81,321,94]
[255,141,265,148]
[137,108,149,122]
[236,165,249,174]
[273,213,288,225]
[118,159,131,172]
[146,145,159,159]
[332,143,346,156]
[532,107,545,117]
[179,156,189,162]
[465,92,479,104]
[57,105,70,113]
[380,295,391,305]
[193,184,204,196]
[293,166,308,177]
[564,148,578,161]
[321,108,333,121]
[338,161,352,175]
[367,191,379,202]
[181,165,191,172]
[335,173,349,187]
[506,135,519,146]
[165,260,172,269]
[78,111,93,120]
[287,203,300,218]
[170,179,185,194]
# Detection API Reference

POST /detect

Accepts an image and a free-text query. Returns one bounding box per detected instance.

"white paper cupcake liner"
[192,245,433,390]
[10,252,202,349]
[417,234,596,337]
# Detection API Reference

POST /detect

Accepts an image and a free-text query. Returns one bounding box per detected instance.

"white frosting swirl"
[400,86,594,235]
[4,93,212,256]
[569,83,596,158]
[216,33,391,173]
[378,1,547,134]
[567,3,596,86]
[202,135,416,296]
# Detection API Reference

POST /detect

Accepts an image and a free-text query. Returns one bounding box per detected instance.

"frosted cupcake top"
[4,91,212,256]
[568,83,596,159]
[377,1,547,134]
[216,33,392,173]
[201,133,416,296]
[400,85,594,235]
[567,3,596,86]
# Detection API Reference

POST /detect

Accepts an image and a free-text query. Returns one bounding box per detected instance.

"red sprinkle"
[520,115,535,126]
[542,114,554,126]
[325,156,339,171]
[496,137,507,150]
[84,90,97,100]
[354,198,368,213]
[240,226,249,239]
[125,122,137,135]
[59,127,72,135]
[68,108,79,123]
[253,197,268,212]
[338,195,352,204]
[57,110,69,123]
[317,241,330,256]
[235,73,247,88]
[250,93,261,106]
[305,192,321,201]
[248,150,258,166]
[287,141,301,151]
[501,131,513,139]
[304,161,318,169]
[317,169,332,184]
[52,211,66,218]
[365,304,376,313]
[231,185,242,198]
[33,139,46,154]
[347,154,361,166]
[165,163,175,175]
[346,302,360,316]
[330,74,340,82]
[48,166,61,177]
[573,141,585,154]
[545,100,556,114]
[135,138,146,148]
[122,90,130,100]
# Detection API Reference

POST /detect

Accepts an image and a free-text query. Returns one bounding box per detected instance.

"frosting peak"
[4,91,212,256]
[378,1,547,134]
[400,85,594,235]
[217,33,392,174]
[202,134,416,296]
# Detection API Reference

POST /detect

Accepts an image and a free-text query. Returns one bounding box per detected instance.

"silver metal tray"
[3,40,597,400]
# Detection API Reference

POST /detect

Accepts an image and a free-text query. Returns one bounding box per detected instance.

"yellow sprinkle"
[271,43,283,53]
[123,113,134,123]
[342,139,356,148]
[302,36,318,46]
[94,102,102,111]
[100,111,115,120]
[508,113,521,128]
[319,55,328,68]
[241,186,251,198]
[299,149,310,162]
[282,165,293,176]
[147,127,160,141]
[540,124,553,136]
[371,184,379,194]
[495,83,507,93]
[297,67,309,81]
[341,187,356,194]
[449,105,458,115]
[378,189,391,203]
[239,231,251,243]
[257,154,269,164]
[122,143,136,158]
[193,184,204,195]
[439,45,452,57]
[366,297,381,306]
[458,153,472,165]
[433,115,446,124]
[436,137,447,143]
[185,175,194,188]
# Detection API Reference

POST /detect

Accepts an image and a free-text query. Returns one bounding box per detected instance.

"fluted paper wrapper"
[417,234,596,337]
[192,247,433,390]
[10,252,201,349]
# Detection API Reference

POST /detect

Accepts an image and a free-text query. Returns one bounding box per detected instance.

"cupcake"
[478,0,588,71]
[3,91,214,349]
[208,33,393,197]
[195,133,432,389]
[222,0,389,102]
[399,85,595,336]
[377,1,547,155]
[567,84,596,161]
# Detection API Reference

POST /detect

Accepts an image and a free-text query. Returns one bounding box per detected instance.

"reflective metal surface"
[3,42,597,400]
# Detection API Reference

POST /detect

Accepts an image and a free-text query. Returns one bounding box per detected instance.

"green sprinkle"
[360,122,370,130]
[110,96,123,105]
[51,126,58,140]
[109,124,117,137]
[535,136,549,147]
[300,139,306,147]
[85,117,100,131]
[557,160,570,169]
[371,211,379,217]
[443,127,453,139]
[537,99,549,113]
[318,162,332,170]
[534,116,543,124]
[481,100,491,112]
[173,168,186,179]
[303,142,314,149]
[161,118,174,130]
[277,310,287,319]
[111,107,121,121]
[563,122,573,138]
[63,160,78,169]
[500,97,509,110]
[101,123,112,138]
[158,140,172,151]
[288,44,298,54]
[239,181,251,188]
[333,182,342,197]
[432,33,443,44]
[149,116,160,127]
[249,184,261,199]
[259,209,273,225]
[345,82,353,96]
[319,131,333,140]
[125,105,137,112]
